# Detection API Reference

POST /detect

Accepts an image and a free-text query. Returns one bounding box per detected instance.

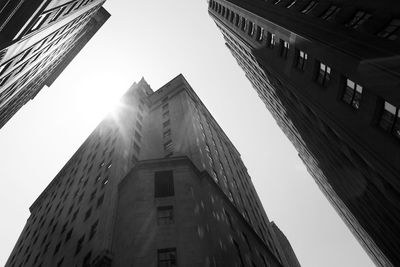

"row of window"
[194,109,271,243]
[162,98,173,157]
[29,0,98,33]
[210,0,400,41]
[10,129,119,266]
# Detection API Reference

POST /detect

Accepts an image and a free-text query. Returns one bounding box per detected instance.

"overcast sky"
[0,1,375,266]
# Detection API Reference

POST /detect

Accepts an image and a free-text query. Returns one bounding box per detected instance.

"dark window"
[163,129,171,139]
[164,140,173,153]
[379,101,400,139]
[162,103,169,111]
[75,235,85,255]
[65,229,72,242]
[296,50,308,70]
[342,78,363,109]
[89,220,98,240]
[345,10,372,29]
[72,209,79,222]
[154,171,174,198]
[97,194,104,208]
[377,19,400,40]
[316,62,331,86]
[101,177,109,188]
[241,17,246,31]
[157,206,174,225]
[57,257,64,267]
[136,121,142,131]
[133,142,141,153]
[83,251,92,267]
[53,241,61,255]
[301,0,317,14]
[320,5,341,21]
[248,21,255,36]
[225,209,233,229]
[255,26,264,42]
[84,208,92,222]
[137,113,143,122]
[163,110,170,118]
[233,240,245,267]
[135,131,142,142]
[280,40,289,58]
[158,248,177,267]
[163,120,170,128]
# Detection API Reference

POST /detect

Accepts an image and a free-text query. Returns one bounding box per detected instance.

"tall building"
[270,222,301,267]
[208,0,400,266]
[0,0,110,129]
[5,74,300,267]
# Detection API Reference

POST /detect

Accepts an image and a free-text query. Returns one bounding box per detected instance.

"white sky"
[0,1,375,266]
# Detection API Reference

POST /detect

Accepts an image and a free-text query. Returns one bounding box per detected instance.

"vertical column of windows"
[162,98,173,157]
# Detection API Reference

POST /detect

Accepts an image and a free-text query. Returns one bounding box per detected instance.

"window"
[267,32,276,47]
[248,21,255,36]
[89,221,98,240]
[84,208,92,221]
[162,103,169,111]
[320,5,341,21]
[97,194,104,208]
[296,50,308,70]
[286,0,297,8]
[316,62,331,86]
[136,121,142,131]
[162,110,169,118]
[158,248,177,267]
[233,240,245,267]
[342,79,363,109]
[280,40,289,58]
[377,19,400,40]
[379,101,400,139]
[57,257,64,267]
[345,10,371,29]
[75,235,85,255]
[134,142,141,153]
[255,26,264,41]
[235,14,240,26]
[53,241,61,255]
[164,140,173,153]
[137,113,143,122]
[301,0,317,14]
[154,171,174,198]
[163,120,170,128]
[157,206,174,225]
[65,229,72,242]
[101,177,109,188]
[72,209,79,222]
[83,252,92,267]
[240,17,246,31]
[163,129,171,139]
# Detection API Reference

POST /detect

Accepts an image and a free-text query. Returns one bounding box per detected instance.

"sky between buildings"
[0,1,375,266]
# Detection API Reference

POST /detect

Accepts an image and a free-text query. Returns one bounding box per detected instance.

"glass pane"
[352,91,362,109]
[342,87,353,104]
[384,101,396,114]
[379,110,395,131]
[346,79,355,88]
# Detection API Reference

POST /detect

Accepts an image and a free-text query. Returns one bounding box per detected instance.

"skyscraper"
[208,0,400,266]
[0,0,110,129]
[5,74,300,267]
